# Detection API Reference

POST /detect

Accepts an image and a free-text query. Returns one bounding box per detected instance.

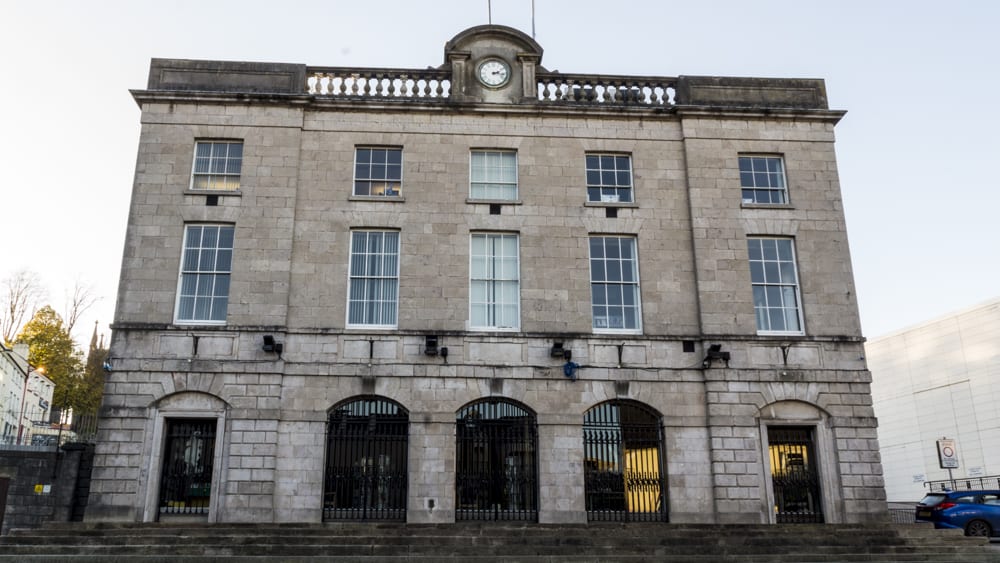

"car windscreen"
[918,494,947,506]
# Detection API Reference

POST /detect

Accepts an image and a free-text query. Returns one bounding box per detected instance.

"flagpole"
[532,0,536,39]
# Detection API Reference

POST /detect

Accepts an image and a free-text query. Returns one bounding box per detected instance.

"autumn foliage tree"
[16,306,86,413]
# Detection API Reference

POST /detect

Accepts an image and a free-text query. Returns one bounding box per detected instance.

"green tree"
[16,306,85,413]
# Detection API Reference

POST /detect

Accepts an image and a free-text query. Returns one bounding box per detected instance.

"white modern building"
[867,298,1000,502]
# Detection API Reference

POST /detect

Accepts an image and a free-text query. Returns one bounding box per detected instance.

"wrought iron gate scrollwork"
[583,400,667,522]
[768,426,824,523]
[456,398,538,521]
[323,396,408,521]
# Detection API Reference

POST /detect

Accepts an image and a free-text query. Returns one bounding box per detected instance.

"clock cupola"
[444,25,545,104]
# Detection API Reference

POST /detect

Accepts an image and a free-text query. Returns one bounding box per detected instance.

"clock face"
[477,59,510,88]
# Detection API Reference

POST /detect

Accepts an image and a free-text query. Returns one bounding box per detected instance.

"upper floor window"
[739,155,787,205]
[175,224,234,324]
[191,141,243,191]
[747,237,804,334]
[354,148,402,197]
[470,233,520,330]
[586,154,633,203]
[347,230,400,328]
[470,150,517,200]
[589,236,641,332]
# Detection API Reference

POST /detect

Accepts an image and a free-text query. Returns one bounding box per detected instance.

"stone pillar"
[517,53,540,102]
[447,52,471,103]
[537,417,586,523]
[273,418,325,523]
[407,415,455,523]
[664,426,716,523]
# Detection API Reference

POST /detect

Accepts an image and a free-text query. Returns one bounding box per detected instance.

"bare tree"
[1,269,46,345]
[63,279,100,336]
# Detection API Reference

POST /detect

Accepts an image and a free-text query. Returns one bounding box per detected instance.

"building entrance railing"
[583,400,667,523]
[455,398,538,522]
[768,426,824,524]
[158,418,216,516]
[323,397,409,522]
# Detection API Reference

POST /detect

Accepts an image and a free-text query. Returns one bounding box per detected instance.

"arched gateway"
[323,396,409,521]
[455,398,538,521]
[583,400,667,522]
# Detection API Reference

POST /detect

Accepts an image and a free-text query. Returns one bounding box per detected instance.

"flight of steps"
[1,522,997,562]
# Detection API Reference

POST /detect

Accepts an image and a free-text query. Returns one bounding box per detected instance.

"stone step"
[0,527,923,542]
[1,523,996,563]
[0,556,974,563]
[0,532,917,546]
[10,522,902,533]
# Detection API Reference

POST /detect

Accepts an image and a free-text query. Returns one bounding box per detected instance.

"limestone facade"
[88,25,883,525]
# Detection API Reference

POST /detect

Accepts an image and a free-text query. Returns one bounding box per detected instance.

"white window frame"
[346,230,400,329]
[190,141,243,191]
[469,150,518,201]
[585,153,634,203]
[747,237,805,335]
[588,235,642,333]
[469,233,520,330]
[174,224,235,325]
[739,155,788,205]
[353,147,403,197]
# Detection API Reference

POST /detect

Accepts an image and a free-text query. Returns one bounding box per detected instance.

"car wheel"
[965,519,992,537]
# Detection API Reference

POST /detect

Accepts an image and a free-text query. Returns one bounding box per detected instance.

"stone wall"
[92,41,883,526]
[0,444,92,534]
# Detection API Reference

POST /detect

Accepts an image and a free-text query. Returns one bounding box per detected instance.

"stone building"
[88,25,883,525]
[0,343,54,447]
[0,344,30,445]
[868,298,1000,502]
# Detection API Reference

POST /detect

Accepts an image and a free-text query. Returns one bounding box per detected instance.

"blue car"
[915,490,1000,537]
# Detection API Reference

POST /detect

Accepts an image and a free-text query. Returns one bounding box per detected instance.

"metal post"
[52,410,65,478]
[15,369,31,445]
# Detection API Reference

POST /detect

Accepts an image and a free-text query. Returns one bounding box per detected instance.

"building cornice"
[132,57,840,119]
[130,89,845,125]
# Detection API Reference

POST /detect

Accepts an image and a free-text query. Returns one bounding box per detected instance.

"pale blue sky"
[2,0,997,344]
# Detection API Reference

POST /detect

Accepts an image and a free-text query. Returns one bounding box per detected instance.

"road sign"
[937,439,959,469]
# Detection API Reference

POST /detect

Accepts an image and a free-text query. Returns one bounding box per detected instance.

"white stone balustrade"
[306,68,676,107]
[536,73,676,106]
[307,68,452,98]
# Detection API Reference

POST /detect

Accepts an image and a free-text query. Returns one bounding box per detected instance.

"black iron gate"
[159,418,216,516]
[323,396,408,521]
[456,398,538,521]
[583,400,667,522]
[768,426,824,523]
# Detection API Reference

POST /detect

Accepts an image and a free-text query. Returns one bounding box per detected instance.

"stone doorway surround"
[757,400,842,524]
[140,391,229,523]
